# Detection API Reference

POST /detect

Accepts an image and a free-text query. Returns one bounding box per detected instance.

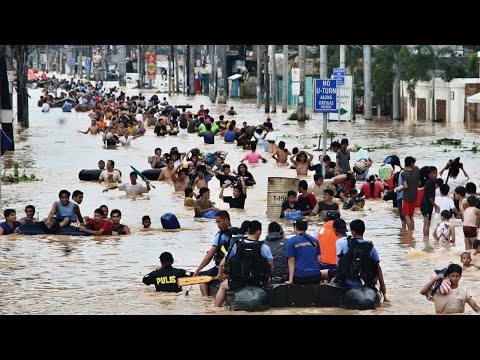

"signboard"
[333,67,345,86]
[292,82,300,96]
[146,51,157,80]
[85,57,91,73]
[291,68,300,82]
[40,53,47,64]
[314,79,337,113]
[329,75,353,121]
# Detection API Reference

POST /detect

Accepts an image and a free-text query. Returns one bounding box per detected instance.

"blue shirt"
[226,239,273,261]
[212,230,230,248]
[0,221,22,235]
[396,171,404,200]
[285,233,321,278]
[336,236,380,286]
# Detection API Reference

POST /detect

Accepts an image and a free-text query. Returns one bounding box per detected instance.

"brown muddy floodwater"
[2,82,480,315]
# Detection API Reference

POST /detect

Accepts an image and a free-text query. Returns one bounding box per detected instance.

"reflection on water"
[2,83,480,314]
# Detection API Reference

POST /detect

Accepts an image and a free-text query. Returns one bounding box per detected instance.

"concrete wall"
[402,78,480,123]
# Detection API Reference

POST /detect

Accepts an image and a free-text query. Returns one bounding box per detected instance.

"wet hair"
[368,175,376,198]
[247,220,262,234]
[215,210,230,221]
[427,166,437,175]
[287,190,297,197]
[439,184,450,196]
[298,180,308,191]
[94,208,104,217]
[4,209,16,218]
[25,205,35,212]
[251,143,257,152]
[155,147,162,153]
[292,147,299,155]
[314,173,324,182]
[237,163,248,173]
[440,210,451,219]
[142,215,151,222]
[72,190,83,198]
[110,209,121,217]
[130,171,137,177]
[268,221,283,234]
[435,178,444,187]
[199,187,210,196]
[350,219,365,235]
[454,186,466,197]
[404,156,416,167]
[279,141,285,149]
[467,195,477,206]
[323,188,334,197]
[330,141,340,150]
[108,160,115,167]
[340,138,349,146]
[239,220,251,234]
[446,263,462,276]
[466,182,477,194]
[59,190,71,198]
[185,187,193,197]
[323,155,331,162]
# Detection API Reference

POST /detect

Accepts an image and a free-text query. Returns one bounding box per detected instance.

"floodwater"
[2,81,480,315]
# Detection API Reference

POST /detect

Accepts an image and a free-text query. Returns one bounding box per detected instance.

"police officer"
[142,252,192,293]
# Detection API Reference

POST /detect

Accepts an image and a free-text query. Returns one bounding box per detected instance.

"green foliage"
[287,112,311,120]
[1,162,42,183]
[431,138,462,146]
[467,53,478,75]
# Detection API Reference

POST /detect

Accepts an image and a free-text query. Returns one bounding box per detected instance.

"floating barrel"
[267,177,300,217]
[141,167,165,181]
[229,286,269,312]
[161,213,181,229]
[341,286,381,310]
[78,169,122,181]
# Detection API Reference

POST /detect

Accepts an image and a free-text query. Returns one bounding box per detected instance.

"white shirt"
[41,103,50,112]
[135,113,143,122]
[443,175,469,197]
[117,182,148,195]
[119,135,133,146]
[434,195,455,213]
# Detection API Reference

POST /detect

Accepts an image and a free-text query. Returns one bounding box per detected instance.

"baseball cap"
[323,210,340,221]
[333,219,347,233]
[292,217,308,227]
[159,252,174,265]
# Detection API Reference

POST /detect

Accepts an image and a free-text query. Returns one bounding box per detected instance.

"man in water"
[142,215,151,229]
[110,209,131,235]
[19,205,37,224]
[0,209,22,235]
[78,119,99,135]
[98,160,122,184]
[103,172,150,195]
[79,208,112,236]
[272,141,291,165]
[44,190,84,232]
[142,252,192,293]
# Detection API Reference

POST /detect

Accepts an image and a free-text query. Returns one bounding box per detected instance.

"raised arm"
[102,185,118,193]
[289,154,298,166]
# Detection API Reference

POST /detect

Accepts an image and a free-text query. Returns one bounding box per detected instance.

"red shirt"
[86,219,112,235]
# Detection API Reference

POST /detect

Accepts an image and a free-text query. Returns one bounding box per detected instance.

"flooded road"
[2,82,480,314]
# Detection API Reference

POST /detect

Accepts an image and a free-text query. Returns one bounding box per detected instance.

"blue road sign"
[314,79,337,113]
[333,68,345,86]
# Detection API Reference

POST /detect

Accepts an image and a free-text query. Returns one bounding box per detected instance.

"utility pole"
[189,45,195,95]
[340,45,346,69]
[216,45,227,104]
[270,45,276,113]
[363,45,372,120]
[174,45,179,93]
[297,45,306,121]
[78,47,83,79]
[282,45,288,113]
[320,45,328,159]
[264,45,270,113]
[209,45,216,103]
[117,45,126,86]
[256,45,262,107]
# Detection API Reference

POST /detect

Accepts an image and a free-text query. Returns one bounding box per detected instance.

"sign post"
[314,79,338,175]
[333,68,345,122]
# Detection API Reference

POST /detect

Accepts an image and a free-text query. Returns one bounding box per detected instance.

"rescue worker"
[142,252,192,293]
[215,220,273,307]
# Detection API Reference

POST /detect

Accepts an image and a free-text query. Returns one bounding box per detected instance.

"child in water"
[433,210,455,243]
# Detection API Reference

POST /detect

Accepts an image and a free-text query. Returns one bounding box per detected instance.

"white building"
[401,78,480,123]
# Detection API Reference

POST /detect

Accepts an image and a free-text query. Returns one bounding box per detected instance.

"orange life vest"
[316,221,339,265]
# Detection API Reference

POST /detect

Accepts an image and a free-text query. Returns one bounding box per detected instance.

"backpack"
[179,116,188,129]
[225,239,271,283]
[336,236,378,287]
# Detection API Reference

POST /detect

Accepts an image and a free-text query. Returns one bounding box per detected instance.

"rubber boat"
[18,222,90,236]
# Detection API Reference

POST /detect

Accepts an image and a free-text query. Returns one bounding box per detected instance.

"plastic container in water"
[267,177,300,216]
